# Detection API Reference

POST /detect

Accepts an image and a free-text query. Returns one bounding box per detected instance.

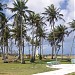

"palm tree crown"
[43,4,64,28]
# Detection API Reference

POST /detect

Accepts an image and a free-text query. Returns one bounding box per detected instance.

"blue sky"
[1,0,75,55]
[60,0,68,9]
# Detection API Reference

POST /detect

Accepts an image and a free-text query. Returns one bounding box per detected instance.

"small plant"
[39,54,42,60]
[30,57,35,63]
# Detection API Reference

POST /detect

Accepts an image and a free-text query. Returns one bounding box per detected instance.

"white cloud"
[7,19,13,24]
[67,0,75,12]
[7,0,14,8]
[59,0,75,27]
[5,0,14,16]
[27,0,65,13]
[5,0,75,27]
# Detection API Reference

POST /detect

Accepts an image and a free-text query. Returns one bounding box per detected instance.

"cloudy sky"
[2,0,75,55]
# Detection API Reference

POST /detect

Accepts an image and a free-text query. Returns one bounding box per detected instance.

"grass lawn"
[0,57,55,75]
[0,56,72,75]
[66,72,75,75]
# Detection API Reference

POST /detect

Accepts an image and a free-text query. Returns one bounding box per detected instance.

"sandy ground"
[33,64,75,75]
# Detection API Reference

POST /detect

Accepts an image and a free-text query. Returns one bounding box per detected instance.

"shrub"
[30,57,35,63]
[39,54,42,60]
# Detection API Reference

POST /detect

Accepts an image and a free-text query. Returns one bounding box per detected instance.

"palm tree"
[48,25,67,60]
[0,2,8,62]
[36,26,46,60]
[28,12,39,62]
[0,18,7,62]
[35,15,46,60]
[47,28,57,59]
[43,4,64,60]
[10,19,29,62]
[69,20,75,57]
[8,0,32,64]
[0,3,6,20]
[3,24,10,63]
[0,15,10,63]
[55,25,68,59]
[28,12,46,61]
[69,20,75,33]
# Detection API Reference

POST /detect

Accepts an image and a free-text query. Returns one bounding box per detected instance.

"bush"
[30,57,35,63]
[3,60,8,63]
[39,54,42,60]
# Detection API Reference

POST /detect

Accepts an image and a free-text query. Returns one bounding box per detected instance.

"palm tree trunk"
[28,43,30,59]
[51,45,54,59]
[10,38,12,54]
[39,38,42,60]
[22,39,25,63]
[34,45,36,61]
[42,38,43,58]
[2,37,6,62]
[53,21,57,61]
[34,36,37,60]
[1,45,4,60]
[18,45,21,59]
[30,25,34,62]
[61,37,64,59]
[55,45,57,61]
[20,17,25,64]
[6,40,8,59]
[4,43,7,63]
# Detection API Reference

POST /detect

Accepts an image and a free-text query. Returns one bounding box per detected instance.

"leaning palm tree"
[8,0,32,64]
[43,4,64,60]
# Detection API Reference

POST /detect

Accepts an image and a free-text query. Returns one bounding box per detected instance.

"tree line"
[0,0,75,64]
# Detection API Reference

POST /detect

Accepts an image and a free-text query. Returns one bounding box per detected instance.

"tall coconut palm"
[69,20,75,33]
[48,25,67,59]
[0,2,8,62]
[43,4,64,60]
[47,28,58,59]
[3,24,10,62]
[28,12,38,62]
[34,14,46,60]
[36,26,46,60]
[10,18,28,62]
[28,12,46,61]
[55,25,68,59]
[0,17,7,62]
[8,0,32,64]
[69,20,75,57]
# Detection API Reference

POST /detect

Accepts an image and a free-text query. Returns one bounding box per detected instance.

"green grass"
[0,58,56,75]
[60,58,71,64]
[0,56,72,75]
[0,63,55,75]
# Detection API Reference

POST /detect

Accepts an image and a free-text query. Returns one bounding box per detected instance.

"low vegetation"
[0,56,72,75]
[66,72,75,75]
[0,57,57,75]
